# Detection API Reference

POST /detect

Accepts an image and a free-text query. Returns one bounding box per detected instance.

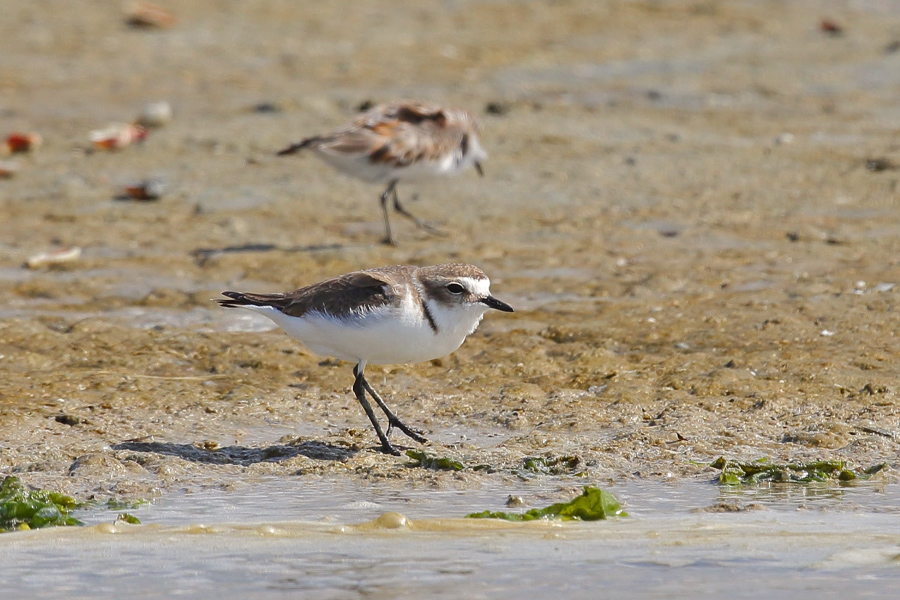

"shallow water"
[2,480,899,599]
[78,476,900,523]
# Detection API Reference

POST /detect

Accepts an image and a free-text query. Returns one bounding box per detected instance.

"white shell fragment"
[25,247,82,269]
[89,123,147,150]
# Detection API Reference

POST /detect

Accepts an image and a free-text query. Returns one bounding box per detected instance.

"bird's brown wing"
[217,268,407,319]
[317,103,462,168]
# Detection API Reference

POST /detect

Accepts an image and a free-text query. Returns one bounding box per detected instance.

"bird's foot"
[388,417,428,444]
[412,218,446,237]
[378,441,402,456]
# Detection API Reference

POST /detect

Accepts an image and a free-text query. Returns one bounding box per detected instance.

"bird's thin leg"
[352,364,398,455]
[379,181,397,246]
[360,375,428,444]
[391,186,444,236]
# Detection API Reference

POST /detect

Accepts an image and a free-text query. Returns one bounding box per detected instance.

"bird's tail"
[275,136,322,156]
[216,291,287,309]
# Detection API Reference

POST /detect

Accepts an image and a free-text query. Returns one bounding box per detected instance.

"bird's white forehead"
[459,276,491,296]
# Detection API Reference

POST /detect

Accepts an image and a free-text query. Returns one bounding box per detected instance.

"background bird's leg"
[352,364,398,455]
[379,181,397,245]
[391,185,445,236]
[361,376,428,444]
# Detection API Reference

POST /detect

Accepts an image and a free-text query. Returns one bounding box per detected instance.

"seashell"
[25,247,82,269]
[136,101,173,127]
[4,132,42,154]
[89,123,148,150]
[0,160,20,178]
[124,1,176,28]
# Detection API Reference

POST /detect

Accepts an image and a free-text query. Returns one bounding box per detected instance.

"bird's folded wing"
[277,270,398,318]
[319,108,460,168]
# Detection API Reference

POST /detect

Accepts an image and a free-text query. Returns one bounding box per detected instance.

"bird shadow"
[112,439,357,465]
[191,242,348,266]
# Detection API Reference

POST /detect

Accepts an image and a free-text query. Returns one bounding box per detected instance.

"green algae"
[711,457,888,485]
[466,486,627,521]
[405,450,464,471]
[0,476,83,532]
[115,513,141,524]
[107,498,149,511]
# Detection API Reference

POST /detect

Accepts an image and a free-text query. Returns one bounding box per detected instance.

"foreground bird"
[216,263,513,455]
[276,101,486,245]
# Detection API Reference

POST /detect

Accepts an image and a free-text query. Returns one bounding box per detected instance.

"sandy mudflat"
[1,0,899,501]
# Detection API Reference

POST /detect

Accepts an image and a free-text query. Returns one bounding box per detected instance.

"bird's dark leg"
[390,186,444,236]
[379,181,397,246]
[352,364,398,455]
[360,376,428,444]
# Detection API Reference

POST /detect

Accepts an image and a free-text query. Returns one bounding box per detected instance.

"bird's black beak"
[480,295,513,312]
[474,161,484,177]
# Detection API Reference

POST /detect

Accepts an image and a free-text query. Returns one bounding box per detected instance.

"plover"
[216,263,513,455]
[276,101,486,245]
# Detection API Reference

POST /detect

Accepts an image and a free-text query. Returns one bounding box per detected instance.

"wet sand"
[2,0,900,505]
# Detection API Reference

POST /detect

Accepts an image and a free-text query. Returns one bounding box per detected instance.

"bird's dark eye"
[447,283,465,294]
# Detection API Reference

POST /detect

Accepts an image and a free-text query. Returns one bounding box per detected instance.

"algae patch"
[406,449,464,471]
[107,498,149,511]
[466,486,626,521]
[115,513,142,524]
[712,457,887,485]
[0,476,83,532]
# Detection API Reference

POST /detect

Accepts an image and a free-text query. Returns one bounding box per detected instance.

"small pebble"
[820,19,843,36]
[774,132,795,145]
[506,495,525,508]
[485,102,510,116]
[137,101,173,127]
[0,160,20,178]
[55,414,87,426]
[865,158,897,172]
[119,179,166,201]
[125,1,176,28]
[253,102,281,114]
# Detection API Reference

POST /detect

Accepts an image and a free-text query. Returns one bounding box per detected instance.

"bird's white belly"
[246,306,468,365]
[315,150,461,184]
